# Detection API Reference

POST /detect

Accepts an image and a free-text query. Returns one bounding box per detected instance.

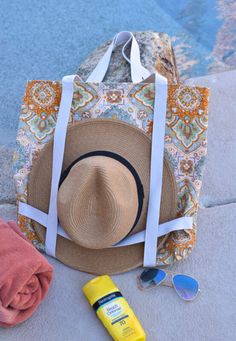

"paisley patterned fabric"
[13,80,209,265]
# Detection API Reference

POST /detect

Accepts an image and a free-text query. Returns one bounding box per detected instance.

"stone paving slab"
[0,203,235,340]
[185,70,236,207]
[0,203,17,221]
[0,145,15,204]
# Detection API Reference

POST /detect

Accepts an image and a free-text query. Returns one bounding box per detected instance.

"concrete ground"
[0,204,235,341]
[0,70,236,340]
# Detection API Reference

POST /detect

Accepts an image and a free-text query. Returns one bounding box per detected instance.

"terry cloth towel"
[0,219,53,327]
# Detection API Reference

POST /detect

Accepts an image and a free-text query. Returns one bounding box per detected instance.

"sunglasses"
[137,268,200,301]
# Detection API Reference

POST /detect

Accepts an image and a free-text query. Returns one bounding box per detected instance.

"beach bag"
[13,32,209,270]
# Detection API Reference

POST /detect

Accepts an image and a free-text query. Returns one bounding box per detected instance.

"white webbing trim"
[19,202,70,239]
[123,33,151,82]
[86,31,151,83]
[19,202,48,226]
[143,73,168,267]
[45,75,76,257]
[114,217,193,247]
[18,202,193,247]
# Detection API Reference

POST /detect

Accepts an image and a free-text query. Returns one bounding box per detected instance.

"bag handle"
[86,31,151,83]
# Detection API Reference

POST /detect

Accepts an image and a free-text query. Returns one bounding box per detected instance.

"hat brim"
[28,119,177,274]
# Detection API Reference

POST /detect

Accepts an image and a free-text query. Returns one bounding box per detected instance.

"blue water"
[0,0,235,145]
[161,0,222,49]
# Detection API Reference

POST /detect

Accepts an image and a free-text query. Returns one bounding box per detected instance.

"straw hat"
[28,119,177,274]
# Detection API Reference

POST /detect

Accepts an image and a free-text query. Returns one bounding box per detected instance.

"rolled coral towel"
[0,219,53,327]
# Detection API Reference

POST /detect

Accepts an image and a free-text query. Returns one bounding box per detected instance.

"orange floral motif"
[144,89,155,101]
[105,90,123,104]
[146,119,153,135]
[18,214,40,245]
[73,91,83,101]
[168,85,209,120]
[24,81,61,116]
[180,159,194,175]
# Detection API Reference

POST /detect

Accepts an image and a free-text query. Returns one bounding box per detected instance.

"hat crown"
[58,156,139,249]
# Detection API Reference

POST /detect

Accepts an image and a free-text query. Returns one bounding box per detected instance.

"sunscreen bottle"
[83,275,146,341]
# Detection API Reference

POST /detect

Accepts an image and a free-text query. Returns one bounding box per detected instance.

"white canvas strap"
[143,73,168,267]
[115,216,193,247]
[45,74,76,256]
[19,202,193,247]
[86,31,151,83]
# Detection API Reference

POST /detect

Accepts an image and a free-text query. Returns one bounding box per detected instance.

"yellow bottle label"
[95,292,145,341]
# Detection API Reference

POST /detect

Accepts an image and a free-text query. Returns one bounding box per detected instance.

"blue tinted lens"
[140,269,158,282]
[153,269,166,285]
[173,274,199,300]
[140,268,166,285]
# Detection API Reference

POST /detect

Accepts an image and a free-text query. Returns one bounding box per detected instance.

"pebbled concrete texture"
[0,203,235,341]
[0,145,15,204]
[0,203,17,221]
[185,70,236,208]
